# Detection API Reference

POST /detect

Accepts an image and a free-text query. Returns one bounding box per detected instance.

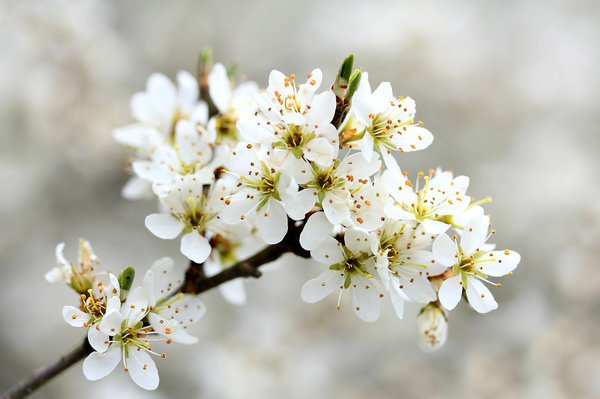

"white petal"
[338,152,381,179]
[478,250,520,277]
[310,237,345,265]
[322,191,350,225]
[127,348,159,390]
[155,294,206,328]
[62,306,90,327]
[287,189,318,221]
[438,275,463,311]
[344,228,373,255]
[180,232,212,263]
[371,82,394,110]
[389,284,408,319]
[307,91,335,125]
[351,276,383,322]
[220,191,257,224]
[421,220,451,234]
[99,307,125,336]
[299,211,333,250]
[123,287,149,325]
[397,275,437,303]
[256,200,287,244]
[304,137,335,167]
[432,234,459,267]
[358,132,374,162]
[145,213,184,239]
[148,313,198,344]
[143,257,180,304]
[122,177,153,200]
[208,63,232,114]
[176,70,199,109]
[83,345,121,381]
[466,278,498,313]
[461,215,490,256]
[88,326,110,353]
[219,279,247,305]
[301,270,344,303]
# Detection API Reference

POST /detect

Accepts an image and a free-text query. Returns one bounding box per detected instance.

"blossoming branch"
[2,53,520,398]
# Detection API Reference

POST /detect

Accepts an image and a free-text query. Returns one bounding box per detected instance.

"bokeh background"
[1,0,599,398]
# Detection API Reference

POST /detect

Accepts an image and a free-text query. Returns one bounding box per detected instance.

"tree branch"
[2,219,308,398]
[1,340,92,399]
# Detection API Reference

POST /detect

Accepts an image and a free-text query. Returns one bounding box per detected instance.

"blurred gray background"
[1,0,599,398]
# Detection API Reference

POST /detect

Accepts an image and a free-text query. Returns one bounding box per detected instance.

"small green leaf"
[118,266,135,291]
[346,69,362,99]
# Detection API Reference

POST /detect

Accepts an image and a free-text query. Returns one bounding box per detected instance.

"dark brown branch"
[1,340,92,399]
[2,219,308,399]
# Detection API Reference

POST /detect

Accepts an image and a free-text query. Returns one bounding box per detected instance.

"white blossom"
[301,228,385,322]
[432,215,521,313]
[416,303,448,352]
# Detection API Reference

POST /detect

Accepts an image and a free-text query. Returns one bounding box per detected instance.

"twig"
[1,340,92,399]
[2,219,308,398]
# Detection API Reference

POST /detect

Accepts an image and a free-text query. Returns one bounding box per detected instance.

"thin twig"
[1,340,92,399]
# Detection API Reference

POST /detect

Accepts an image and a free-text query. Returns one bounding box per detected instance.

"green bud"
[199,48,212,69]
[338,54,354,82]
[226,62,238,78]
[332,54,355,98]
[346,69,362,99]
[118,266,136,292]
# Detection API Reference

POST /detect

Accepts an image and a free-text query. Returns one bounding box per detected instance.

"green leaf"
[118,266,136,291]
[346,69,362,99]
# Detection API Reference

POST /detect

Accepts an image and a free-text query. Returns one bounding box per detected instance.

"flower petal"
[83,345,121,381]
[256,200,287,244]
[466,278,498,313]
[180,232,212,263]
[438,275,463,311]
[478,250,520,277]
[145,213,184,239]
[62,306,90,327]
[301,270,344,303]
[351,276,383,322]
[127,348,159,390]
[461,215,490,256]
[88,326,110,353]
[299,211,333,250]
[432,234,459,267]
[310,237,345,265]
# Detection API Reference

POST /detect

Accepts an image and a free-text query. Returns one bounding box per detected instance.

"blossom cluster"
[49,54,521,390]
[47,240,205,389]
[113,55,520,349]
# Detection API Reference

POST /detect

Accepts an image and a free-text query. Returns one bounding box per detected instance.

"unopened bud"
[118,266,136,300]
[416,303,448,352]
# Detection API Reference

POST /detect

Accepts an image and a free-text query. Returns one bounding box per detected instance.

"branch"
[1,340,92,399]
[2,219,308,399]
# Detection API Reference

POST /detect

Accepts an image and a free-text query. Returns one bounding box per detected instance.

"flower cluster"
[48,240,205,389]
[49,53,521,391]
[112,54,520,349]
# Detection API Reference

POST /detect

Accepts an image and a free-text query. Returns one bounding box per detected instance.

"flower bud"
[416,303,448,352]
[118,266,136,297]
[332,54,354,98]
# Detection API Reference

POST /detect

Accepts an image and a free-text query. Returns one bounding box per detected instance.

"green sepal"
[343,272,352,289]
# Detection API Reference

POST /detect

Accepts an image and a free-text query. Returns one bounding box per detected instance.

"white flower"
[416,303,448,352]
[301,228,385,322]
[374,221,446,319]
[203,223,267,305]
[143,257,206,343]
[237,69,339,168]
[46,239,99,293]
[132,120,222,196]
[220,144,295,244]
[286,152,382,225]
[384,168,471,234]
[351,73,433,172]
[84,287,160,390]
[145,174,231,263]
[208,63,259,145]
[114,71,208,144]
[432,215,521,313]
[62,273,121,353]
